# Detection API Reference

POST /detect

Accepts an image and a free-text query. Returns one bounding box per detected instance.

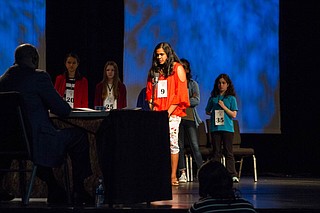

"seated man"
[0,43,93,205]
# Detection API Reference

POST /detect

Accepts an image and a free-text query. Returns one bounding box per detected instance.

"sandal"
[171,178,179,186]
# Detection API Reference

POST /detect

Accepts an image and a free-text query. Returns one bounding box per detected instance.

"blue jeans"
[178,120,203,172]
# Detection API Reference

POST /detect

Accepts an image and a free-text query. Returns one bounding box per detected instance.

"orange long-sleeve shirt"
[146,63,190,117]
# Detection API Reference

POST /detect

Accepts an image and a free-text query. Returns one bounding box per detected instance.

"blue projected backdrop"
[0,1,46,75]
[124,0,280,133]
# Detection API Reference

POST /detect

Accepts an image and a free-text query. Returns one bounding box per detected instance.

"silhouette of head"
[14,43,39,69]
[198,160,234,198]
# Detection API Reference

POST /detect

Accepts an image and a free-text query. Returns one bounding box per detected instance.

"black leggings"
[211,131,237,177]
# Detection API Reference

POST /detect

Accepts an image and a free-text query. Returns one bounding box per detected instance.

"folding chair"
[232,120,257,182]
[205,119,257,182]
[0,91,37,205]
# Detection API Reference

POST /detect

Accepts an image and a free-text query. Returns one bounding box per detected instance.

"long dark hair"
[210,73,236,97]
[148,42,181,78]
[101,60,122,100]
[180,58,192,81]
[64,52,83,80]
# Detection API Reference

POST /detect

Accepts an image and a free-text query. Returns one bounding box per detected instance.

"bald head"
[14,43,39,69]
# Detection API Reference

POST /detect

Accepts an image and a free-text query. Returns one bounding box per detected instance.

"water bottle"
[95,177,105,207]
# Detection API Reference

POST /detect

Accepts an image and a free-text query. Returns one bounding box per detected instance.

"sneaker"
[232,177,239,183]
[179,173,187,183]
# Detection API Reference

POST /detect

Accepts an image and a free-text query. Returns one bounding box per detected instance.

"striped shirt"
[188,197,257,213]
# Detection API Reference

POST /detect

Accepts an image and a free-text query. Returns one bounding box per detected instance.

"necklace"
[107,84,113,95]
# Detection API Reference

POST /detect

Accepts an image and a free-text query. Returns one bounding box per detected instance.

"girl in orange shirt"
[146,42,190,186]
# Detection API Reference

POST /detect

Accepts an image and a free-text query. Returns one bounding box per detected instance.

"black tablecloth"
[96,110,172,204]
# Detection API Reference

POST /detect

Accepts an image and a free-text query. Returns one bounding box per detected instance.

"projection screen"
[0,1,46,75]
[124,0,280,133]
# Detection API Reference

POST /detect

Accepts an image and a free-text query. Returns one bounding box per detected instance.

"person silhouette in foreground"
[188,160,256,213]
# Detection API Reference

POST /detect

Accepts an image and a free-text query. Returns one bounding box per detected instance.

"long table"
[50,110,108,197]
[53,109,172,205]
[51,108,110,118]
[50,109,109,134]
[5,110,109,199]
[7,109,172,204]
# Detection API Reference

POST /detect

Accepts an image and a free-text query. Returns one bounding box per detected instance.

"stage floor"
[1,175,320,212]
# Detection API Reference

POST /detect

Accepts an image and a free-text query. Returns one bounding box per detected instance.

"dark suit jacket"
[0,64,71,167]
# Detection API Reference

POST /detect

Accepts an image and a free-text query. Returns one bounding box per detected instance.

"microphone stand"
[151,70,159,111]
[151,80,157,111]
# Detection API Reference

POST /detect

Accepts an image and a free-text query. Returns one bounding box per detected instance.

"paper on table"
[72,108,100,112]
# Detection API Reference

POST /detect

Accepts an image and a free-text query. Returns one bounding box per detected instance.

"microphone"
[153,71,159,85]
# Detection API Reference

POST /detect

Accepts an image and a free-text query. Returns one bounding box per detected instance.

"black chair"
[181,139,194,182]
[0,91,73,204]
[181,121,212,182]
[205,119,257,182]
[0,91,37,205]
[197,121,212,161]
[232,120,257,182]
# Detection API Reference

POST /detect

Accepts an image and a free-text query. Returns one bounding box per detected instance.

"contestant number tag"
[65,89,74,108]
[157,80,168,98]
[215,110,225,125]
[104,97,114,111]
